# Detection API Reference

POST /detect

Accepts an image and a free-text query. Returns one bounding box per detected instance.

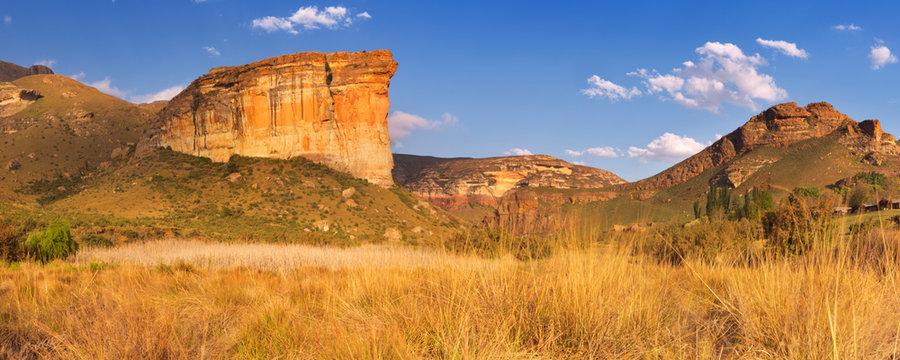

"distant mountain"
[393,154,626,222]
[0,60,53,82]
[484,102,900,234]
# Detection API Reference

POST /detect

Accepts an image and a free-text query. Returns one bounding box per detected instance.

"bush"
[82,234,113,247]
[762,195,835,256]
[24,222,78,263]
[0,225,23,263]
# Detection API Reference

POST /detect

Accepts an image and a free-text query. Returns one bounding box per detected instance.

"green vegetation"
[23,222,78,263]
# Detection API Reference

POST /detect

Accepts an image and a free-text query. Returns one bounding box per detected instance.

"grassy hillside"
[0,74,151,202]
[0,148,461,245]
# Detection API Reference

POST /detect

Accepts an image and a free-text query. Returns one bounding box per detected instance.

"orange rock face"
[139,50,398,186]
[631,102,856,191]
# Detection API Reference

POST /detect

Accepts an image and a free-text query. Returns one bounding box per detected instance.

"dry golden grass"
[1,231,899,359]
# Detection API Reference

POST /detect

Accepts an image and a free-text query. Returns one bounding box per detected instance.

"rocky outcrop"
[393,154,626,209]
[0,60,53,82]
[630,102,894,191]
[0,82,41,118]
[138,50,398,186]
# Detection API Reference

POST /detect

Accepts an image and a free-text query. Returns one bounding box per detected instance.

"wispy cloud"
[3,16,11,24]
[566,147,620,158]
[203,46,220,56]
[388,111,458,148]
[833,24,862,31]
[87,77,128,99]
[581,75,641,101]
[131,85,186,104]
[252,6,370,35]
[69,72,85,81]
[505,148,533,156]
[756,38,808,59]
[870,44,898,70]
[627,133,706,163]
[34,59,56,68]
[587,41,787,113]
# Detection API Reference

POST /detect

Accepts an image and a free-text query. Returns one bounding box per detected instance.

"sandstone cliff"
[629,102,896,191]
[393,154,625,209]
[0,60,53,82]
[139,50,398,186]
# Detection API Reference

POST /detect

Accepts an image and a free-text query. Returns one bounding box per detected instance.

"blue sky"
[2,0,899,181]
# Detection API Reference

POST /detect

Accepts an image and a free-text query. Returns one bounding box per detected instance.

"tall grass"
[1,224,899,358]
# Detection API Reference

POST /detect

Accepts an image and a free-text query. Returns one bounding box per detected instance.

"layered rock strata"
[139,50,398,186]
[393,154,626,209]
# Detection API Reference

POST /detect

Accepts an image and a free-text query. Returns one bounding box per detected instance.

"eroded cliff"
[139,50,398,186]
[393,154,626,209]
[630,102,896,191]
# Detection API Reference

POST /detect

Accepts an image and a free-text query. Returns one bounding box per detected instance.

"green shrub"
[24,222,78,263]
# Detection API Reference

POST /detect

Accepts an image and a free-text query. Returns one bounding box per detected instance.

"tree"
[848,185,871,210]
[23,222,78,263]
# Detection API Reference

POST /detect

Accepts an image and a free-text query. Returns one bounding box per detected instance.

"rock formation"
[393,154,625,209]
[138,50,398,186]
[0,60,53,82]
[0,82,41,118]
[630,102,895,191]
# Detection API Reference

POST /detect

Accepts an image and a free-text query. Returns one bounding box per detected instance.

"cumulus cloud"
[833,24,862,31]
[572,161,586,166]
[87,77,128,98]
[565,149,584,157]
[252,6,369,34]
[581,75,641,101]
[34,59,56,68]
[586,146,619,158]
[203,46,220,56]
[756,38,808,59]
[387,111,458,147]
[131,85,186,104]
[586,41,787,112]
[869,44,898,70]
[505,148,533,156]
[627,133,706,163]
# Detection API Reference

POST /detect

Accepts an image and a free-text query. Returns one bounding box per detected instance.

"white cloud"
[833,24,862,31]
[203,46,220,56]
[131,84,186,104]
[69,72,85,81]
[587,41,787,112]
[505,148,533,156]
[388,111,458,147]
[586,146,619,158]
[3,16,11,24]
[756,38,808,59]
[581,75,641,101]
[627,133,706,163]
[87,77,128,98]
[869,44,898,70]
[34,59,56,68]
[252,16,297,34]
[572,161,586,166]
[565,149,584,157]
[252,6,368,34]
